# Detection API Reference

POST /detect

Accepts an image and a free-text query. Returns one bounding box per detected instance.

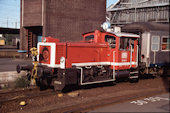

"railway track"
[0,86,55,104]
[0,76,169,113]
[0,86,37,96]
[54,89,167,113]
[56,76,169,113]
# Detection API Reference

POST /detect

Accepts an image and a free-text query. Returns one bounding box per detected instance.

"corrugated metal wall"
[107,0,169,25]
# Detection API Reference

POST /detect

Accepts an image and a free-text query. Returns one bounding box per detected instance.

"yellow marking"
[67,91,79,97]
[58,93,63,97]
[30,47,39,85]
[20,101,26,106]
[0,40,5,45]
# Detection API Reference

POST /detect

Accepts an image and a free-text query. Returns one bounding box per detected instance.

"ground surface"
[0,77,169,113]
[0,58,31,72]
[0,58,169,112]
[90,93,169,112]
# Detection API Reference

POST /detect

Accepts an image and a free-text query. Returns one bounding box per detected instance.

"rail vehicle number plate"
[121,52,128,62]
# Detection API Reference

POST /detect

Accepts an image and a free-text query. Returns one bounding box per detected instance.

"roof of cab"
[108,31,140,38]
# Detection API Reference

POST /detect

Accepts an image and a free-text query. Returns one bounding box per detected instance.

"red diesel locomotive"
[17,30,140,90]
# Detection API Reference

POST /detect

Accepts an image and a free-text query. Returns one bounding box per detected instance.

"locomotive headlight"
[60,57,65,63]
[60,57,65,69]
[101,21,111,31]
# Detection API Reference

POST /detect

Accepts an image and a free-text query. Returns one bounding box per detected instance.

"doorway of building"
[25,26,42,57]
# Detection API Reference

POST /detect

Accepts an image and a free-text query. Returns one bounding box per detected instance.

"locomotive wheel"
[112,81,117,85]
[35,78,41,86]
[36,77,48,90]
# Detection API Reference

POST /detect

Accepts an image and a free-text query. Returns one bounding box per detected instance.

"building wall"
[44,0,106,41]
[20,0,43,52]
[20,0,106,54]
[23,0,42,27]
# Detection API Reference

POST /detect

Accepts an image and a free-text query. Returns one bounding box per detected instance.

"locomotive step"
[130,71,138,74]
[129,76,139,79]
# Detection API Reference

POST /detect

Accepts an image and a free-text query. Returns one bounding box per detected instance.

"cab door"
[130,38,138,68]
[118,37,131,70]
[105,34,117,80]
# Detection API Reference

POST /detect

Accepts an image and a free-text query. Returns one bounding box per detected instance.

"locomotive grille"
[56,45,65,64]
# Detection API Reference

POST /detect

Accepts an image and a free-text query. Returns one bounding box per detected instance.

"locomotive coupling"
[16,65,33,73]
[16,47,39,85]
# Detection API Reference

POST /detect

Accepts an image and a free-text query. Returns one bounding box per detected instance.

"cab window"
[85,35,94,41]
[131,39,135,52]
[119,37,130,50]
[105,35,116,48]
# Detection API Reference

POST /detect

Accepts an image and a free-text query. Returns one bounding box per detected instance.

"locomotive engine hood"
[37,30,139,70]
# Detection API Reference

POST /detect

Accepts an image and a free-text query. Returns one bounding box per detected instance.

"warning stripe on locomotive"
[72,62,137,67]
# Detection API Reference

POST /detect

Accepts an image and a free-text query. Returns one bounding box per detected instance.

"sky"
[0,0,118,29]
[107,0,118,8]
[0,0,20,28]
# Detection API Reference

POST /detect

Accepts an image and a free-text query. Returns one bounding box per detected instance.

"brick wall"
[20,0,106,53]
[44,0,106,42]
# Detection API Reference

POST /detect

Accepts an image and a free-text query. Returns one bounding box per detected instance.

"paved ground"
[0,45,17,49]
[0,58,32,72]
[0,58,31,84]
[90,93,170,112]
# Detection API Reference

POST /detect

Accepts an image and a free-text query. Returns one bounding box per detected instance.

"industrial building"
[107,0,169,26]
[20,0,106,56]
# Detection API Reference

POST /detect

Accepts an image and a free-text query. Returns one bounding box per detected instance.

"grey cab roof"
[122,22,169,33]
[108,31,140,38]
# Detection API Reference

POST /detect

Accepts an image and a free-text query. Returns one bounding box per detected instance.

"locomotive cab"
[106,31,139,80]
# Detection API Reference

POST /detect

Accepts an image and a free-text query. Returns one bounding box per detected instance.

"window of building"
[151,36,160,51]
[119,37,130,50]
[85,35,94,41]
[161,36,170,51]
[105,35,116,48]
